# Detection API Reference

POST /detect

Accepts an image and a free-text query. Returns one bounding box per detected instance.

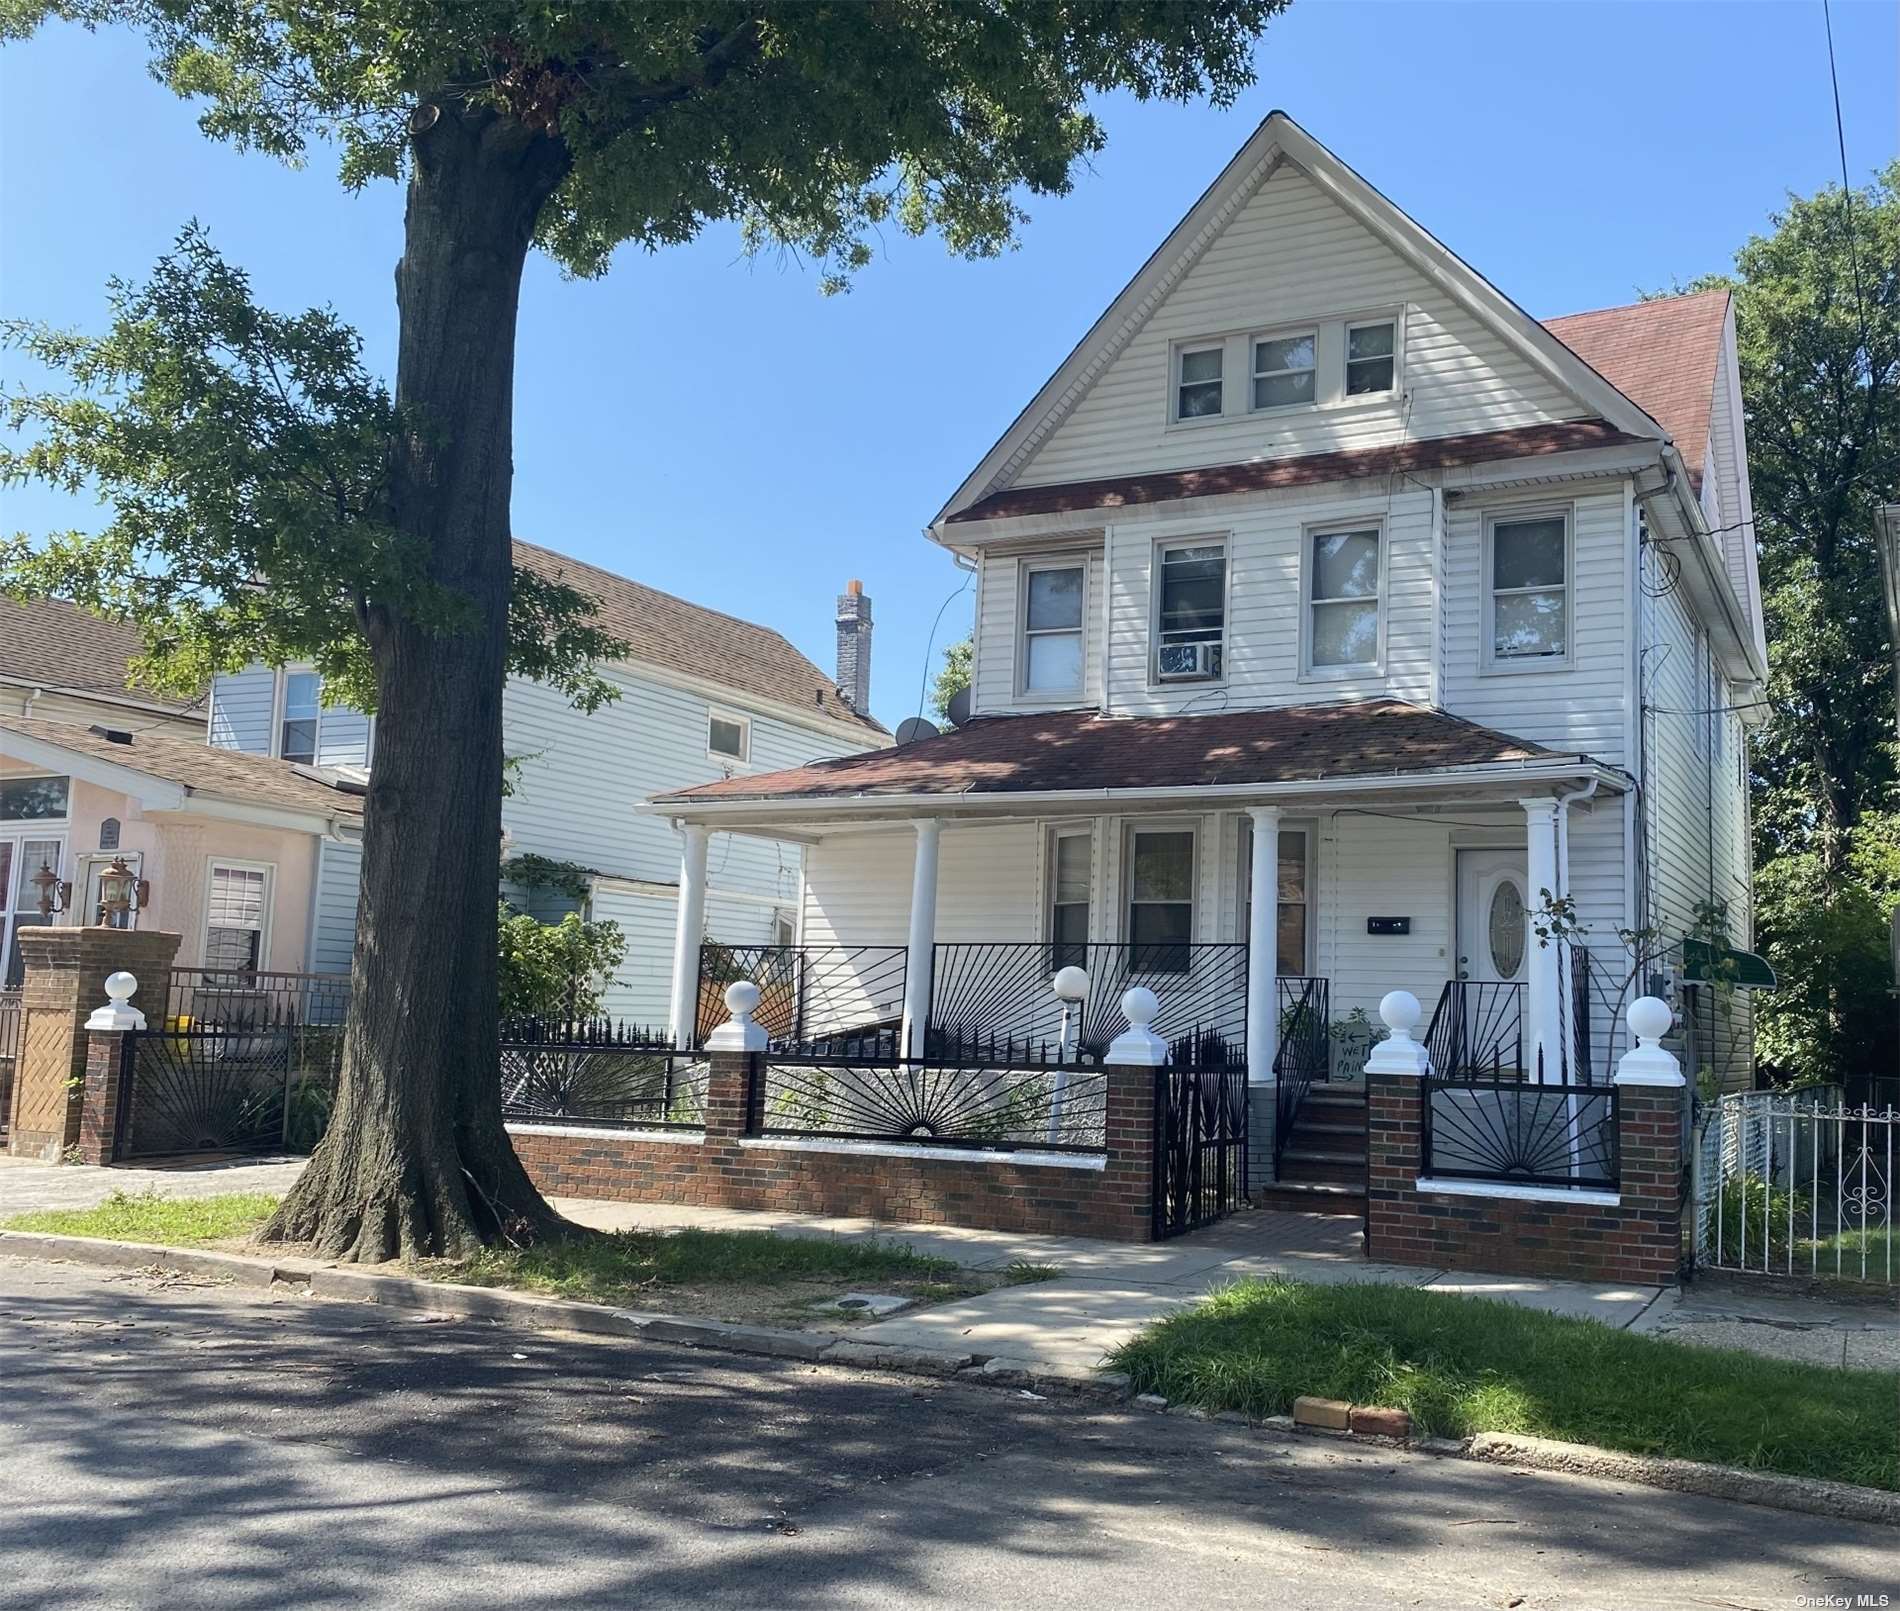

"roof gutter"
[646,756,1629,823]
[1635,448,1766,685]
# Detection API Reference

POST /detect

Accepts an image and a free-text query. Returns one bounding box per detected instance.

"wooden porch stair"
[1254,1086,1368,1215]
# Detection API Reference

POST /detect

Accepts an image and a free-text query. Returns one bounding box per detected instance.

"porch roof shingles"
[944,420,1645,524]
[654,701,1584,806]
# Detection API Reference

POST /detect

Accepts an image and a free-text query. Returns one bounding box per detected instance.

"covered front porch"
[648,703,1632,1197]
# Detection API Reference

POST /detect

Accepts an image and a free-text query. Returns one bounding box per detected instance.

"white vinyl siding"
[1013,163,1585,489]
[307,840,361,978]
[207,669,277,754]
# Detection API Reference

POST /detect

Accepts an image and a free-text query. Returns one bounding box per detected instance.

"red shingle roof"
[657,701,1587,805]
[1542,290,1729,492]
[945,421,1642,525]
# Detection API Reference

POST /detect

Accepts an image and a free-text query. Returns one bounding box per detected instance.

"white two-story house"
[650,112,1766,1201]
[200,542,886,1027]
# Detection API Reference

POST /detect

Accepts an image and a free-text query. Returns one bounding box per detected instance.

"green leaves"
[1,227,625,711]
[6,2,1284,287]
[496,904,627,1022]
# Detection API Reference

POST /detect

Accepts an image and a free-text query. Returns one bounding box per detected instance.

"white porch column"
[900,818,942,1057]
[667,822,711,1049]
[1519,796,1563,1082]
[1245,805,1282,1085]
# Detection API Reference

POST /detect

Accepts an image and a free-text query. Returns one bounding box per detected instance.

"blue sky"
[2,1,1895,734]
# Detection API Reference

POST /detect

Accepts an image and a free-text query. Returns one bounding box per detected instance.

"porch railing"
[749,1055,1106,1152]
[695,942,907,1056]
[0,986,20,1141]
[1422,979,1524,1081]
[1273,975,1330,1169]
[161,967,352,1031]
[925,941,1247,1067]
[1421,1072,1619,1191]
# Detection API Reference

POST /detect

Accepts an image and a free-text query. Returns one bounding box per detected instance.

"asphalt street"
[1,1254,1891,1610]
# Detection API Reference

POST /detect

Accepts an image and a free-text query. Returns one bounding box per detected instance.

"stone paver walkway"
[7,1158,1893,1380]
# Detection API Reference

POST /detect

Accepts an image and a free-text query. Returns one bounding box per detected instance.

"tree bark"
[263,100,572,1262]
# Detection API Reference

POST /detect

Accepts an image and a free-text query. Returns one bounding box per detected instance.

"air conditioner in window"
[1156,641,1221,681]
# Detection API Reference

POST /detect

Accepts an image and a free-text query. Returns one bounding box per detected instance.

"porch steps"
[1258,1086,1368,1215]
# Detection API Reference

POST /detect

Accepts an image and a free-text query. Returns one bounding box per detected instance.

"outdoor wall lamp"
[30,859,70,918]
[94,856,150,926]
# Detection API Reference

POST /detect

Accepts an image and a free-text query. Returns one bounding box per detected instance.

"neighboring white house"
[202,541,887,1028]
[650,111,1769,1197]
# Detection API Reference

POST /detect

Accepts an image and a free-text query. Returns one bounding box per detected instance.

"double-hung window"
[1175,344,1224,419]
[1346,320,1397,395]
[1252,330,1317,410]
[280,672,321,764]
[1153,541,1226,682]
[1488,511,1569,664]
[1021,563,1085,696]
[708,712,749,763]
[1126,827,1195,974]
[204,862,270,977]
[1307,526,1382,671]
[1047,828,1092,972]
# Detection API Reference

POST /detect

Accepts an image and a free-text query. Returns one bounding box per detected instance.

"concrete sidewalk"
[556,1197,1673,1375]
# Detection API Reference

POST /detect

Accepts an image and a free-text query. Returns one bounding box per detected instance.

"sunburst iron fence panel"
[501,1019,708,1129]
[926,942,1247,1068]
[697,943,907,1055]
[751,1056,1107,1152]
[1153,1062,1248,1239]
[1695,1090,1894,1285]
[1423,980,1525,1081]
[115,1023,344,1159]
[1422,1077,1618,1191]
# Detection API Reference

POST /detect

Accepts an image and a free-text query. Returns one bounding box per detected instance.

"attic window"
[1175,345,1224,420]
[1346,320,1397,396]
[708,713,749,763]
[1252,330,1317,410]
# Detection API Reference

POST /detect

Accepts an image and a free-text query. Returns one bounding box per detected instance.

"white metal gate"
[1694,1089,1894,1286]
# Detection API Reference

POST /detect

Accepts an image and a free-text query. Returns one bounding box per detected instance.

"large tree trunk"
[263,101,571,1262]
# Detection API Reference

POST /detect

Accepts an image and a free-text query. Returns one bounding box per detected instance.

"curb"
[7,1230,1892,1526]
[0,1230,1114,1399]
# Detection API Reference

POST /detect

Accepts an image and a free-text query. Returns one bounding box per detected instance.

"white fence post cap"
[1363,989,1431,1078]
[706,978,768,1053]
[1614,996,1684,1087]
[1107,986,1168,1068]
[85,969,146,1033]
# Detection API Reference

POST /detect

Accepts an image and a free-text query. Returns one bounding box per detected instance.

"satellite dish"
[945,687,972,729]
[894,716,940,746]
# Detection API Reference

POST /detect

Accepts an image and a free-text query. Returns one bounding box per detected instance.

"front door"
[1453,849,1529,1075]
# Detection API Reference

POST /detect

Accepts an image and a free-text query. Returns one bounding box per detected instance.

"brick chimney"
[836,579,872,714]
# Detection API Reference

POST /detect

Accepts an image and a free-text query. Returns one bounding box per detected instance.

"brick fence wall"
[508,1049,1161,1241]
[1366,1071,1686,1286]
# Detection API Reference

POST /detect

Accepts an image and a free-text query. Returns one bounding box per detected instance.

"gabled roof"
[0,596,203,714]
[1544,291,1730,493]
[0,714,363,826]
[933,110,1667,529]
[513,541,886,736]
[656,701,1598,806]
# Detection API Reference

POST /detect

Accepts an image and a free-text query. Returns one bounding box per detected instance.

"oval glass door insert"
[1487,880,1526,978]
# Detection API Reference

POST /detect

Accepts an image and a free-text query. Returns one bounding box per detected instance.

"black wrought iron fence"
[162,967,352,1031]
[927,941,1248,1066]
[500,1016,706,1129]
[1421,1069,1619,1191]
[1422,979,1524,1080]
[1273,976,1330,1169]
[0,986,20,1141]
[1153,1061,1248,1239]
[749,1055,1107,1152]
[696,942,907,1053]
[115,1020,345,1159]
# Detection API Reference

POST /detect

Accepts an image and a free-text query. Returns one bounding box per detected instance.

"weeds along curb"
[0,1230,1122,1400]
[7,1229,1895,1527]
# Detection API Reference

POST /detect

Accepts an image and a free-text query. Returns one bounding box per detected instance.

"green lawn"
[1108,1276,1898,1492]
[4,1188,278,1246]
[0,1191,1046,1316]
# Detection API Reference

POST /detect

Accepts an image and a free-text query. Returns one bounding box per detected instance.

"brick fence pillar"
[1361,991,1431,1262]
[9,927,181,1162]
[1101,1061,1159,1242]
[1609,997,1689,1286]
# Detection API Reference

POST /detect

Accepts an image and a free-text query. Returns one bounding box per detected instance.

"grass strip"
[4,1188,278,1247]
[1108,1276,1898,1492]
